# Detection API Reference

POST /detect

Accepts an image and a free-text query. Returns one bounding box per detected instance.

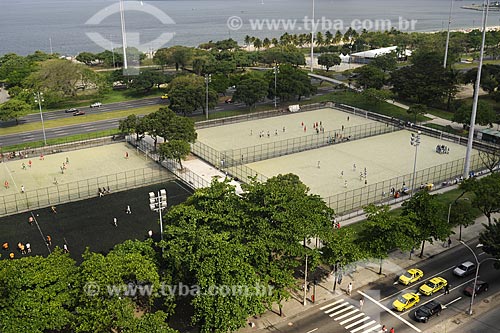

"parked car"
[398,268,424,285]
[463,280,489,296]
[73,110,86,116]
[419,277,448,296]
[65,108,78,113]
[453,261,476,277]
[393,293,420,312]
[90,102,102,108]
[414,301,442,323]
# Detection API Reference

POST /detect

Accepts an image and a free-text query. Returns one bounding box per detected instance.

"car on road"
[463,280,489,296]
[160,94,169,99]
[419,277,448,296]
[73,110,86,116]
[398,268,424,285]
[90,102,102,108]
[65,108,78,113]
[414,300,442,323]
[453,261,476,277]
[393,292,420,312]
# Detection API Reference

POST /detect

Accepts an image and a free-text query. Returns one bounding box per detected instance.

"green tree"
[452,100,496,128]
[370,52,397,72]
[158,139,191,168]
[407,104,428,124]
[402,191,451,258]
[233,76,269,108]
[448,199,476,241]
[76,52,98,66]
[269,64,316,101]
[317,53,341,71]
[354,65,385,89]
[0,99,32,124]
[119,114,143,139]
[0,250,79,333]
[479,219,500,266]
[358,204,418,274]
[0,54,37,87]
[154,46,193,71]
[167,75,216,115]
[463,173,500,225]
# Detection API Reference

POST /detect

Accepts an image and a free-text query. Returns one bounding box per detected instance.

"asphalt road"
[0,85,336,147]
[274,240,500,333]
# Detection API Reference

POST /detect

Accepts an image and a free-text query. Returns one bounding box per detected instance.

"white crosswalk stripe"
[321,299,381,333]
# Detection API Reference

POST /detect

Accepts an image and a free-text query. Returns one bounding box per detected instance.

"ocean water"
[1,0,498,56]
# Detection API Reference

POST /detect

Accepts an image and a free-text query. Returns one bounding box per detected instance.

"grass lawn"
[423,123,467,136]
[425,107,455,121]
[453,59,500,71]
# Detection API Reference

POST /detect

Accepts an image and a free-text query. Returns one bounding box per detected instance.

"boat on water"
[461,1,500,11]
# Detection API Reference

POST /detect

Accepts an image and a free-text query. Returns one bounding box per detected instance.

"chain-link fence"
[127,136,211,190]
[222,121,399,166]
[324,153,483,215]
[0,167,174,216]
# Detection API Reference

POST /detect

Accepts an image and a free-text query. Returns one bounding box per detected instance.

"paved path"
[0,87,9,104]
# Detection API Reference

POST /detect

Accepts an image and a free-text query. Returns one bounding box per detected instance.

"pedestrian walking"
[444,283,450,294]
[39,153,44,160]
[275,129,278,136]
[447,237,452,248]
[125,151,129,159]
[46,235,52,246]
[347,116,350,121]
[63,243,69,253]
[381,325,387,333]
[126,205,131,214]
[113,217,117,227]
[22,163,26,170]
[359,298,364,310]
[20,185,25,193]
[4,180,9,188]
[53,177,58,185]
[51,206,57,214]
[28,160,32,168]
[340,170,344,178]
[283,126,285,132]
[60,166,64,174]
[66,157,69,164]
[2,242,8,250]
[25,242,31,253]
[28,216,34,225]
[347,282,352,296]
[353,163,356,171]
[148,230,153,238]
[341,125,344,131]
[389,328,395,333]
[344,180,348,188]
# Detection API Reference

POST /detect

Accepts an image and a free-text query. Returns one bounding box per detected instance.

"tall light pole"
[443,0,454,68]
[410,131,421,197]
[119,0,128,70]
[205,74,211,120]
[274,63,278,108]
[464,0,490,178]
[310,0,315,73]
[149,189,167,253]
[460,241,500,315]
[34,92,47,146]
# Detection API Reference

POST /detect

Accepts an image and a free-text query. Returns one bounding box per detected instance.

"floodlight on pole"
[464,0,490,178]
[119,0,128,70]
[274,63,278,108]
[310,0,315,73]
[410,131,421,197]
[149,189,167,253]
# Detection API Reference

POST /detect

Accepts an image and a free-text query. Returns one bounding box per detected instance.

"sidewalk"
[237,213,494,333]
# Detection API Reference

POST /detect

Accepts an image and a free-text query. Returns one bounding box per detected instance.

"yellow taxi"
[393,292,420,312]
[419,277,447,296]
[398,268,424,285]
[161,94,169,99]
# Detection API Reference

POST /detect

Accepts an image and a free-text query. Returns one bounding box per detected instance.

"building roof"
[350,46,412,59]
[480,128,500,138]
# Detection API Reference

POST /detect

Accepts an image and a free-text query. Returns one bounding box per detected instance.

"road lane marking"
[325,302,349,313]
[305,328,318,333]
[334,309,360,321]
[444,297,462,308]
[320,299,344,310]
[358,291,421,332]
[362,325,382,333]
[330,305,355,317]
[340,313,365,325]
[381,265,456,301]
[350,320,377,333]
[345,317,370,329]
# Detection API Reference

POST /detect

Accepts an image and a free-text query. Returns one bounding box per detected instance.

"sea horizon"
[1,0,499,56]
